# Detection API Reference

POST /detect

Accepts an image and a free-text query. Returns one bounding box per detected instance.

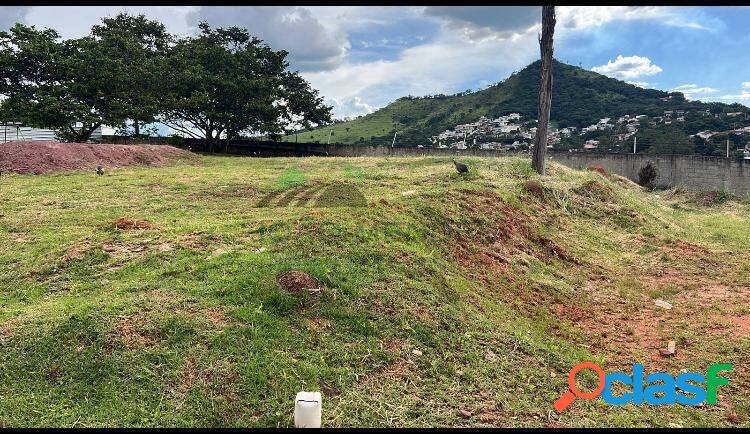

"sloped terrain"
[0,155,748,427]
[0,141,193,174]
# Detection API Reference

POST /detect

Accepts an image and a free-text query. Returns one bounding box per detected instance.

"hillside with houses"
[431,108,750,159]
[290,60,750,158]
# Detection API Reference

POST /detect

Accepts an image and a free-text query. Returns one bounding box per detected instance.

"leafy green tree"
[0,24,61,130]
[160,22,331,152]
[90,13,171,137]
[0,14,170,142]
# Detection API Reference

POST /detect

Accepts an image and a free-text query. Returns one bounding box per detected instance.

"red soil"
[0,141,189,174]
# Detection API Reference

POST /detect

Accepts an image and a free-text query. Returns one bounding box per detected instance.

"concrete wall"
[548,152,750,196]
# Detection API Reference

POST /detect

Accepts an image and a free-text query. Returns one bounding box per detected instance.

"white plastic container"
[294,391,322,428]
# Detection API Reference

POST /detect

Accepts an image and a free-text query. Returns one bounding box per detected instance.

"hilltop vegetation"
[1,155,749,427]
[288,60,749,148]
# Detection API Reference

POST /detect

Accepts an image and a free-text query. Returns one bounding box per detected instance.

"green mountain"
[286,60,749,147]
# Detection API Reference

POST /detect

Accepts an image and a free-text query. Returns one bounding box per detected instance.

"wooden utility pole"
[531,5,556,175]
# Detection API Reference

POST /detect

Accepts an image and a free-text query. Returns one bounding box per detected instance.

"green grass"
[1,155,749,427]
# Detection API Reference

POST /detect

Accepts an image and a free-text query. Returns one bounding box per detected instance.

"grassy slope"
[1,155,749,427]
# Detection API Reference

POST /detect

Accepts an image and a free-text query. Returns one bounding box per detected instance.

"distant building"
[583,139,599,149]
[1,122,103,143]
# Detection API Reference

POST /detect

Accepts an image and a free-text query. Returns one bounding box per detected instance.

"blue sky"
[3,6,750,119]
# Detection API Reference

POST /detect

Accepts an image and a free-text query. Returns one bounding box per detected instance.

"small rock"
[412,349,423,356]
[654,299,673,310]
[458,409,473,418]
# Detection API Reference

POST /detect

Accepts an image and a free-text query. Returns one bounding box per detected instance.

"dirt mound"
[111,217,156,230]
[587,165,608,176]
[522,179,547,200]
[277,271,322,294]
[0,141,190,174]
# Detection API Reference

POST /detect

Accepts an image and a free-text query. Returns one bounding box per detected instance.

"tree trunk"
[74,123,101,143]
[531,5,556,176]
[134,120,140,137]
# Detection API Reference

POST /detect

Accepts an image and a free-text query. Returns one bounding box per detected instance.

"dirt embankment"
[0,141,191,174]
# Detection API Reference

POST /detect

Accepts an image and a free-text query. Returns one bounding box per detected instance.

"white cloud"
[423,6,540,41]
[709,92,750,102]
[0,6,31,30]
[303,30,539,118]
[592,55,663,80]
[704,91,750,103]
[671,84,718,99]
[684,82,750,104]
[188,7,349,72]
[23,6,196,39]
[327,96,375,118]
[305,6,423,32]
[420,6,708,42]
[557,6,707,32]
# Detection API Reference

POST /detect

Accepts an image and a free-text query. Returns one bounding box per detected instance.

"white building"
[1,122,103,143]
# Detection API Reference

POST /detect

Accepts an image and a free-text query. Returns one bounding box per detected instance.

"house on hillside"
[584,139,599,150]
[1,122,103,143]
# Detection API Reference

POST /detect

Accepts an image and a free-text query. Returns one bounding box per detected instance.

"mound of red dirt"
[111,217,156,230]
[587,164,608,176]
[0,141,190,174]
[277,271,322,294]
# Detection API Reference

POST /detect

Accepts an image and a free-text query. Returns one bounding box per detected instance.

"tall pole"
[327,129,333,145]
[391,131,397,148]
[727,138,730,158]
[531,5,556,175]
[633,135,637,154]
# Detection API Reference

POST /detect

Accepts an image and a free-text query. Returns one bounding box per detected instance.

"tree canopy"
[160,22,331,151]
[0,13,331,144]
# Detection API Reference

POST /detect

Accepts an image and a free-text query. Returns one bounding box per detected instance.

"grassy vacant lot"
[1,154,748,427]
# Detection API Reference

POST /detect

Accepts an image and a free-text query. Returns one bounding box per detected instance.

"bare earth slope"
[0,141,190,174]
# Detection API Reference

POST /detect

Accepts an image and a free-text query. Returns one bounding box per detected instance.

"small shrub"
[638,162,658,189]
[715,188,734,204]
[344,163,365,182]
[509,160,535,178]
